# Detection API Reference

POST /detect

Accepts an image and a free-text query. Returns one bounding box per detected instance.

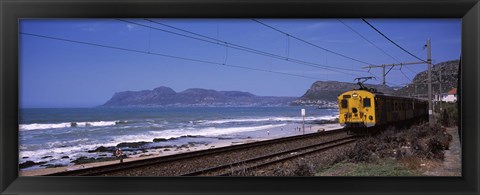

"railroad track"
[182,136,357,176]
[47,128,348,176]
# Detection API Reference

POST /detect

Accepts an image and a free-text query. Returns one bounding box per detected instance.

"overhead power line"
[339,19,416,82]
[252,19,375,66]
[128,19,365,77]
[20,32,322,80]
[338,19,401,63]
[399,69,413,82]
[348,18,419,84]
[362,19,428,64]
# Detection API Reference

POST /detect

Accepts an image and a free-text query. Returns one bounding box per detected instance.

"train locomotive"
[338,77,428,133]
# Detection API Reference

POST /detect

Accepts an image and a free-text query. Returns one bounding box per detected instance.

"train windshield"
[363,98,371,107]
[341,99,348,108]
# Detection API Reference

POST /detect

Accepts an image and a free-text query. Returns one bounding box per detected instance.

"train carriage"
[338,77,428,133]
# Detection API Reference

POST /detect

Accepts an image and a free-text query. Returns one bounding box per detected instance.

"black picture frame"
[1,0,479,194]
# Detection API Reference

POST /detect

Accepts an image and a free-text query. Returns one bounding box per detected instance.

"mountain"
[291,59,459,107]
[394,59,460,97]
[101,87,296,107]
[291,81,395,107]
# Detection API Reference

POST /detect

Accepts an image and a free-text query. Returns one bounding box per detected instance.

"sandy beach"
[19,122,342,176]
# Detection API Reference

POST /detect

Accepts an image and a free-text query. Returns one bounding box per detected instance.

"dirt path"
[423,126,461,176]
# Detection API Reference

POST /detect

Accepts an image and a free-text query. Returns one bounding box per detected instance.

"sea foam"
[148,123,287,139]
[197,115,338,124]
[19,121,120,131]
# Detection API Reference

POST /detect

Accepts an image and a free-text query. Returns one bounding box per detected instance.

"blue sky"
[19,19,461,108]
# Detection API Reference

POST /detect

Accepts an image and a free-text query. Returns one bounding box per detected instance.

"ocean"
[19,106,338,170]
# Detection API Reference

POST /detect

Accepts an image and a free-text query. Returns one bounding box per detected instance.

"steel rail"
[182,136,357,176]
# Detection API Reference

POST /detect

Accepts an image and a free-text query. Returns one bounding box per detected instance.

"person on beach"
[115,148,124,163]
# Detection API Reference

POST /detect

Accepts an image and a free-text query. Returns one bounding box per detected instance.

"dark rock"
[115,121,128,125]
[88,146,116,153]
[41,156,53,159]
[61,156,70,159]
[19,161,47,169]
[116,141,150,148]
[153,138,168,142]
[71,156,118,165]
[150,145,173,149]
[22,157,29,159]
[71,156,96,164]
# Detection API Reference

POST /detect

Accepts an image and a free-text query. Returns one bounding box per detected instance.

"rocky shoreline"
[19,122,342,175]
[20,135,213,169]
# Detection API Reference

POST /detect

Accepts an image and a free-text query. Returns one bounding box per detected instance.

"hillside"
[394,59,459,97]
[101,87,296,107]
[291,81,395,107]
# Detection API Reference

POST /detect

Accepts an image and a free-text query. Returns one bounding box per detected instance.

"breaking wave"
[19,121,124,131]
[196,115,338,124]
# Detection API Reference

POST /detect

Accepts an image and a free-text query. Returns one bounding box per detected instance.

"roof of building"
[448,88,457,95]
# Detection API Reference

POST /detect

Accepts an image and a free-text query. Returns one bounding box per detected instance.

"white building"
[436,88,457,102]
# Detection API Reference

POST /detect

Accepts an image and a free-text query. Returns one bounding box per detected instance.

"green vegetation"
[316,123,452,176]
[317,158,421,176]
[438,102,458,127]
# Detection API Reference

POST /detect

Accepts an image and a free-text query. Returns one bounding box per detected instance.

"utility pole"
[362,39,434,126]
[439,69,443,112]
[427,38,434,127]
[414,82,417,96]
[382,64,386,85]
[301,109,305,135]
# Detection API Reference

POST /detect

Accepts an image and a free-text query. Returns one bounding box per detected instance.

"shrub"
[345,123,452,163]
[439,103,458,127]
[347,137,376,163]
[293,161,315,176]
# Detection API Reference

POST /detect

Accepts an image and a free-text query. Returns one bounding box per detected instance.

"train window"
[364,98,371,107]
[341,99,348,108]
[343,95,351,99]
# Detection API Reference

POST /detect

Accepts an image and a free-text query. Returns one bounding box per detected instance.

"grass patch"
[317,158,421,176]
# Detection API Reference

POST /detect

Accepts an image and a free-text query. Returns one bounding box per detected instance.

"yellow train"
[338,78,428,132]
